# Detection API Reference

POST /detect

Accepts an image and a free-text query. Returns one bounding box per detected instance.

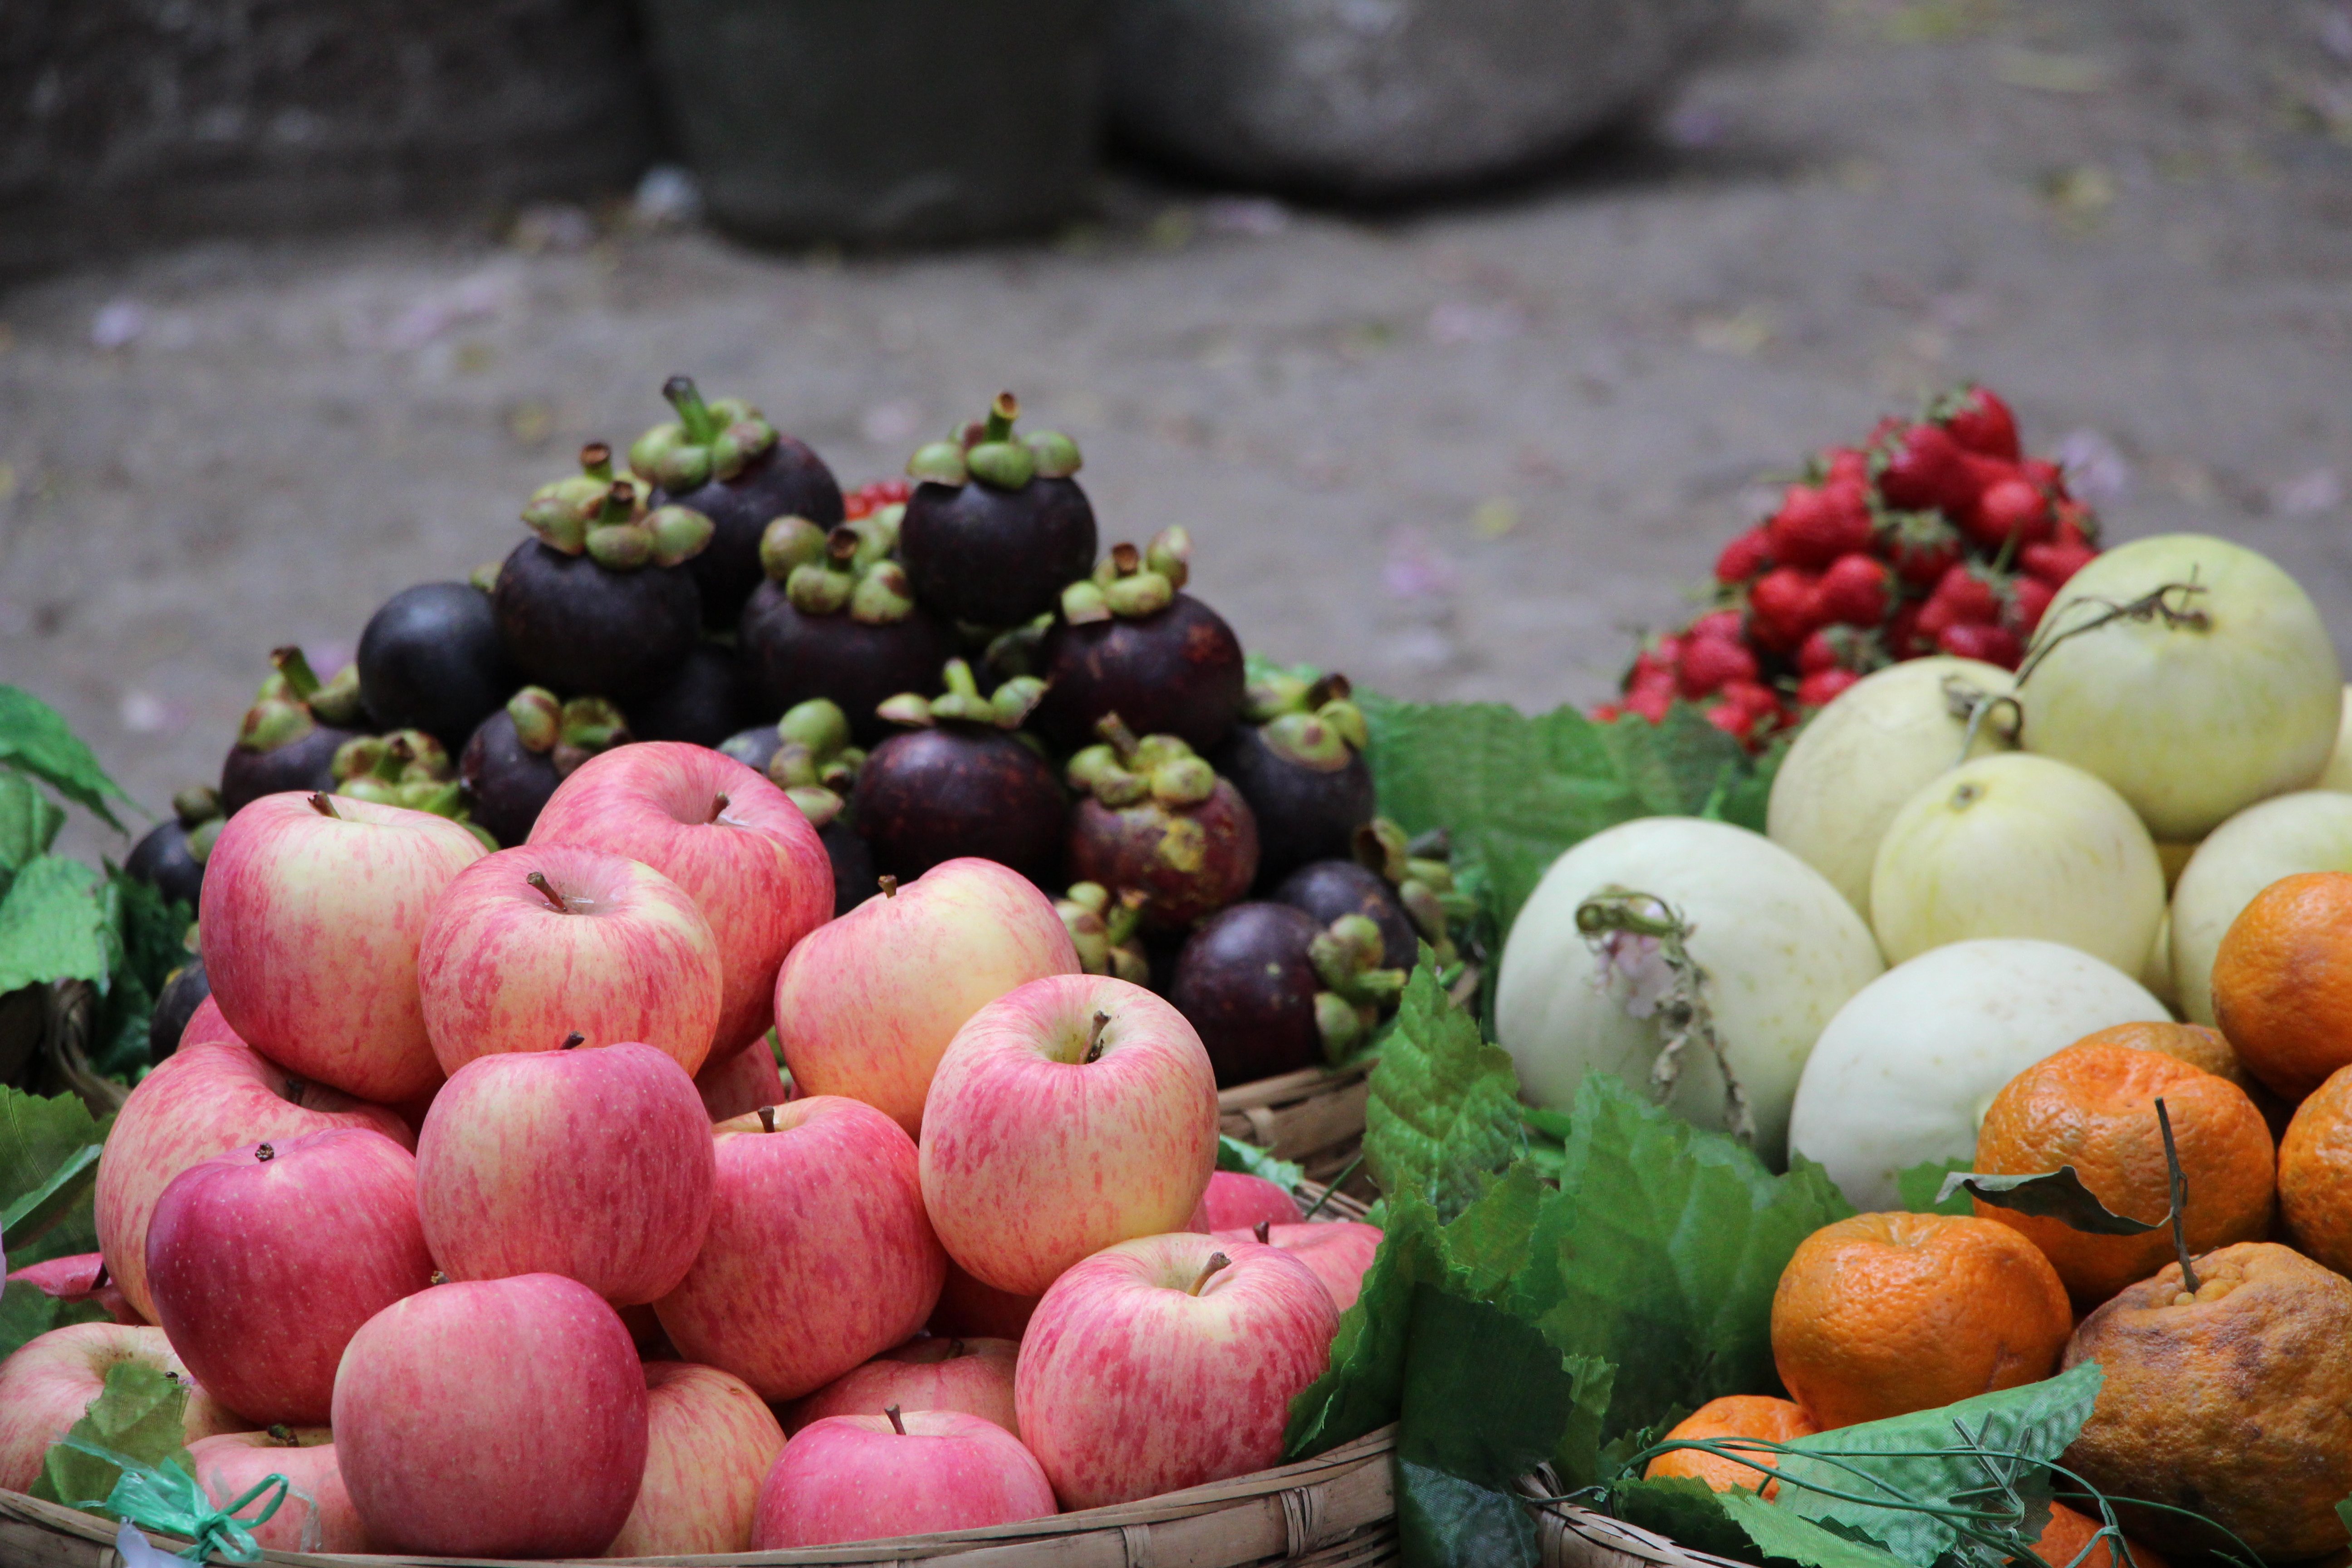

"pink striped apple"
[415,843,721,1074]
[695,1036,788,1122]
[1015,1233,1338,1509]
[787,1336,1020,1436]
[416,1041,715,1304]
[752,1408,1057,1548]
[332,1273,647,1557]
[190,1428,367,1553]
[920,975,1218,1297]
[1212,1221,1383,1312]
[200,792,485,1102]
[5,1254,141,1323]
[1190,1171,1302,1232]
[606,1361,786,1557]
[146,1128,435,1423]
[653,1097,944,1401]
[530,742,831,1061]
[95,998,412,1323]
[929,1259,1039,1341]
[773,857,1080,1136]
[0,1323,248,1492]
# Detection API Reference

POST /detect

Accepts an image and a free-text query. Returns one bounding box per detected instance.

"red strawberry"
[1687,608,1745,642]
[1624,684,1672,723]
[1747,568,1825,652]
[1937,622,2023,668]
[1878,510,1964,590]
[1963,475,2055,552]
[2023,457,2069,499]
[1798,623,1886,675]
[1872,422,1975,514]
[1678,635,1760,700]
[2021,539,2096,586]
[1720,679,1781,716]
[1818,554,1893,627]
[1591,702,1624,723]
[1930,385,2022,462]
[1823,446,1871,488]
[1715,527,1774,584]
[2053,500,2098,548]
[1927,563,2001,625]
[1797,667,1862,708]
[1704,701,1758,743]
[1767,483,1873,569]
[2008,576,2055,636]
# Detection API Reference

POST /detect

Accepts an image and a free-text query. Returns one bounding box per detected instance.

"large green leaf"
[1,1143,102,1254]
[1934,1167,2164,1235]
[0,687,130,832]
[0,773,65,896]
[29,1360,194,1513]
[0,857,109,995]
[0,1278,111,1363]
[1895,1156,1975,1216]
[1362,956,1525,1221]
[1720,1490,1910,1568]
[0,1085,112,1267]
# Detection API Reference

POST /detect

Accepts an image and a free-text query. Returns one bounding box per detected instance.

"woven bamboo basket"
[0,1190,1397,1568]
[1529,1495,1737,1568]
[1217,1062,1373,1184]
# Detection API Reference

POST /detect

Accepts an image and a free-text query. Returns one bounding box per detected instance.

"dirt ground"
[4,0,2350,842]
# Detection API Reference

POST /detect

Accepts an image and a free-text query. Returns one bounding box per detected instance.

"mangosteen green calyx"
[1063,715,1258,931]
[721,699,875,915]
[852,659,1064,885]
[738,505,956,746]
[328,732,495,848]
[493,446,710,698]
[1057,882,1149,985]
[459,688,629,847]
[126,785,225,911]
[898,392,1097,627]
[632,375,846,628]
[1033,529,1246,756]
[1214,669,1376,888]
[355,580,513,750]
[1352,818,1472,966]
[220,646,371,814]
[628,642,747,749]
[1168,902,1406,1087]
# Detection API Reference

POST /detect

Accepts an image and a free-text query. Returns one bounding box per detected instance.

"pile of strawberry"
[843,478,914,519]
[1602,385,2102,748]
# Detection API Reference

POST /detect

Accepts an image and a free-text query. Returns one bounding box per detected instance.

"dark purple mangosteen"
[220,647,370,815]
[1033,529,1245,755]
[125,786,225,912]
[896,393,1096,627]
[1273,859,1416,973]
[1062,716,1257,932]
[1214,671,1376,889]
[849,661,1064,885]
[355,580,514,751]
[459,689,629,847]
[1169,902,1405,1087]
[629,642,750,748]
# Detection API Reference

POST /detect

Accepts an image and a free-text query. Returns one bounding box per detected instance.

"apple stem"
[1189,1253,1231,1296]
[709,792,730,823]
[879,875,899,899]
[254,1142,275,1162]
[560,1031,585,1050]
[1254,1220,1270,1245]
[885,1404,907,1436]
[759,1104,778,1133]
[308,792,339,818]
[266,1424,296,1447]
[525,871,571,913]
[430,1270,446,1286]
[1084,1010,1110,1063]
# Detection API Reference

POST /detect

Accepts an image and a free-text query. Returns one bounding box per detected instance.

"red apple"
[0,1323,248,1492]
[606,1361,787,1557]
[5,1254,142,1323]
[773,857,1080,1136]
[929,1259,1039,1341]
[696,1037,788,1122]
[146,1128,434,1423]
[190,1428,367,1553]
[95,998,411,1323]
[1190,1171,1302,1233]
[786,1336,1020,1436]
[530,742,831,1061]
[416,1041,715,1304]
[1212,1221,1382,1312]
[752,1408,1056,1548]
[653,1097,944,1401]
[921,975,1218,1297]
[415,842,722,1075]
[200,792,485,1102]
[1015,1233,1338,1509]
[332,1273,647,1557]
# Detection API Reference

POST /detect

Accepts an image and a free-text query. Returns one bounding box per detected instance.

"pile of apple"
[0,741,1382,1558]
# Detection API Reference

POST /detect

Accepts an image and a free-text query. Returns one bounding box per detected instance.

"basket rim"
[1524,1493,1757,1568]
[1215,1059,1374,1113]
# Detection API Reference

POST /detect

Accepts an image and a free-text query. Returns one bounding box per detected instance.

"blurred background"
[2,0,2349,832]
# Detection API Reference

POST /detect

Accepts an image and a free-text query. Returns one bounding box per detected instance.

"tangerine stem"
[2154,1096,2199,1295]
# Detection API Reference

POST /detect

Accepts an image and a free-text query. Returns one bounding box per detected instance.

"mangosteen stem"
[758,1105,778,1133]
[941,659,984,701]
[525,871,571,913]
[255,1143,275,1162]
[709,793,730,823]
[308,792,339,819]
[1084,1010,1111,1063]
[1095,712,1142,762]
[664,375,721,443]
[271,646,323,701]
[596,480,638,526]
[1189,1254,1231,1296]
[885,1404,908,1436]
[1254,1220,1271,1245]
[560,1031,585,1049]
[879,875,899,899]
[985,391,1019,442]
[580,442,614,481]
[2156,1097,2200,1295]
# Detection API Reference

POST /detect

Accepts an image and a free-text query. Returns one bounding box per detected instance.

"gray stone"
[1107,0,1734,195]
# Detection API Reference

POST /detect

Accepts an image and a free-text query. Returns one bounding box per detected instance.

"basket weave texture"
[1217,1063,1372,1184]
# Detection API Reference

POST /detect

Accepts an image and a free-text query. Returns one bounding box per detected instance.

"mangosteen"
[821,819,878,917]
[851,660,1066,885]
[220,647,370,814]
[1350,818,1470,967]
[355,581,513,750]
[1274,859,1416,973]
[1056,882,1150,985]
[631,376,846,629]
[490,444,712,698]
[1169,903,1405,1087]
[459,688,630,847]
[738,507,957,746]
[125,786,224,912]
[1033,529,1246,755]
[1214,671,1376,889]
[897,393,1097,627]
[326,730,494,846]
[629,642,750,748]
[147,949,209,1062]
[1063,716,1257,932]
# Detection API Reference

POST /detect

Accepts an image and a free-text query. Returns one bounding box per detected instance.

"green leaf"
[1285,1187,1436,1460]
[1895,1157,1976,1216]
[1,1143,102,1254]
[0,687,130,832]
[1715,733,1793,836]
[29,1359,195,1513]
[106,871,191,997]
[1772,1364,2104,1565]
[0,1278,111,1363]
[0,1085,111,1268]
[0,773,65,894]
[1935,1168,2165,1235]
[1217,1134,1308,1193]
[1613,1476,1766,1563]
[0,857,109,995]
[1512,1075,1857,1467]
[1398,1459,1539,1568]
[1719,1489,1909,1568]
[1601,706,1752,822]
[1363,955,1525,1221]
